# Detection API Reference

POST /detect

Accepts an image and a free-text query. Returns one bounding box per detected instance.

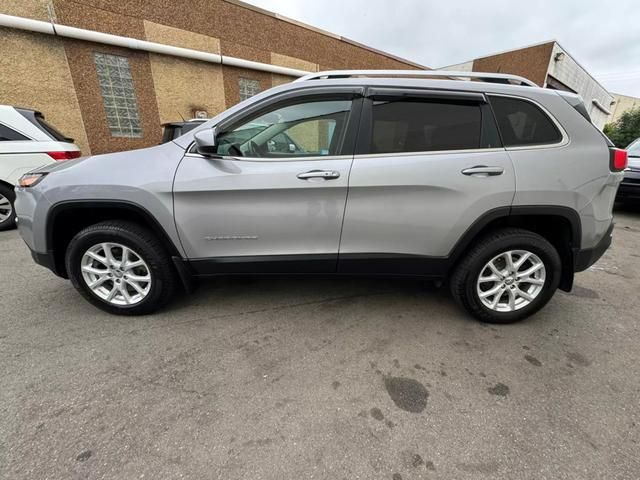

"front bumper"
[30,249,61,275]
[15,185,65,276]
[574,222,613,272]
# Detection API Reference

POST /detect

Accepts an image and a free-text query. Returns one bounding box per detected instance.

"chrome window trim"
[183,152,353,163]
[488,93,570,151]
[351,147,507,160]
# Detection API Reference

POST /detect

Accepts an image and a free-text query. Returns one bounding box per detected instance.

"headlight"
[18,173,47,187]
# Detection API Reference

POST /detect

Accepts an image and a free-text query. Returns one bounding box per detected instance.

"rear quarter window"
[489,96,562,147]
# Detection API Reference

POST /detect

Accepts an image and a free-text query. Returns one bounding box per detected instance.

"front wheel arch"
[47,201,182,278]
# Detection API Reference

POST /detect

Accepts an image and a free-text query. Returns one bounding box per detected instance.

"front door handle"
[461,165,504,177]
[297,170,341,180]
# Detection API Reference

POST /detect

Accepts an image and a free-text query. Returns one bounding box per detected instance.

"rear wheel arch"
[47,201,181,278]
[449,206,581,291]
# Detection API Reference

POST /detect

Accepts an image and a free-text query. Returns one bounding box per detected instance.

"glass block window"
[94,53,143,138]
[239,77,261,102]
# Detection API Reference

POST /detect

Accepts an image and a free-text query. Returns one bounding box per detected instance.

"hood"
[28,142,187,195]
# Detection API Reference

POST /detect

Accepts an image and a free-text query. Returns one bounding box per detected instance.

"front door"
[173,90,362,274]
[338,87,516,274]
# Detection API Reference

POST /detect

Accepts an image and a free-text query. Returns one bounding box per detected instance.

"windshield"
[627,139,640,157]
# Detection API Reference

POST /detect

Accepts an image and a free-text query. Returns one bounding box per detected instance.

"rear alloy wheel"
[0,185,17,231]
[450,228,561,323]
[476,250,546,312]
[66,221,177,315]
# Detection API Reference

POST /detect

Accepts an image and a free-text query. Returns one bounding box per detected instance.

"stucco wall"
[0,0,51,20]
[63,40,162,154]
[1,0,425,154]
[144,21,226,123]
[270,52,317,87]
[48,0,423,71]
[0,27,91,154]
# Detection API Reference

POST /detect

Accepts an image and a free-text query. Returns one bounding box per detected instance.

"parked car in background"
[0,106,80,230]
[616,138,640,203]
[161,119,207,143]
[14,70,625,323]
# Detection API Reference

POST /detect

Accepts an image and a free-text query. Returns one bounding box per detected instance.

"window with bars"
[94,53,143,138]
[239,77,261,102]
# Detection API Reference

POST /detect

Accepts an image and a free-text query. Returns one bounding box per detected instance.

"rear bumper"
[574,222,613,272]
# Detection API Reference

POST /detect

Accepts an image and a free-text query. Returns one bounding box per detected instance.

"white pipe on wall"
[0,13,309,77]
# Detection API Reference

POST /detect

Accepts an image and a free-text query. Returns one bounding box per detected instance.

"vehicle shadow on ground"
[183,275,442,300]
[166,274,451,316]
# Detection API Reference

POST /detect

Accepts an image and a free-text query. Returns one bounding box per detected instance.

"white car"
[0,106,80,230]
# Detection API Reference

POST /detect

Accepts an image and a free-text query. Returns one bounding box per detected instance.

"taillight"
[47,151,81,161]
[610,148,628,172]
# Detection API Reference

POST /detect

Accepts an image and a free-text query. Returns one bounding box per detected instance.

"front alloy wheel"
[66,220,177,315]
[81,243,152,306]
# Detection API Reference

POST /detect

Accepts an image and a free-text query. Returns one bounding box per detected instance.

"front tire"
[0,184,17,231]
[65,221,177,315]
[450,228,561,323]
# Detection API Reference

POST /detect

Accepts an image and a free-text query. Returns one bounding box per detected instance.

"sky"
[244,0,640,97]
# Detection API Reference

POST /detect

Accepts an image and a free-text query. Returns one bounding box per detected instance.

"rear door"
[338,87,515,274]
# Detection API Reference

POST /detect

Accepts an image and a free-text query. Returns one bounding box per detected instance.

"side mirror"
[194,128,219,156]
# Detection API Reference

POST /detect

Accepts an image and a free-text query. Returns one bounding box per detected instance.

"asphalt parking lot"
[1,209,639,480]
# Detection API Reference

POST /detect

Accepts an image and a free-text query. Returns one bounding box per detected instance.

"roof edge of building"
[551,41,613,98]
[223,0,428,69]
[612,92,640,100]
[435,40,558,70]
[436,39,613,99]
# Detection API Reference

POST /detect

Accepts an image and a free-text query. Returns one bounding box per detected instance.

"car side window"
[0,124,29,141]
[216,99,352,158]
[368,99,483,154]
[489,96,562,147]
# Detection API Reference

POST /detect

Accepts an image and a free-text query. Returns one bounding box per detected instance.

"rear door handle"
[297,170,341,180]
[461,165,504,176]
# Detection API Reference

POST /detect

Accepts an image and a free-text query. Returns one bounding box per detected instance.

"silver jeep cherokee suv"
[14,70,627,323]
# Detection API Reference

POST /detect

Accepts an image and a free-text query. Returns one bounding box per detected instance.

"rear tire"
[0,184,17,231]
[65,220,177,315]
[450,228,561,323]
